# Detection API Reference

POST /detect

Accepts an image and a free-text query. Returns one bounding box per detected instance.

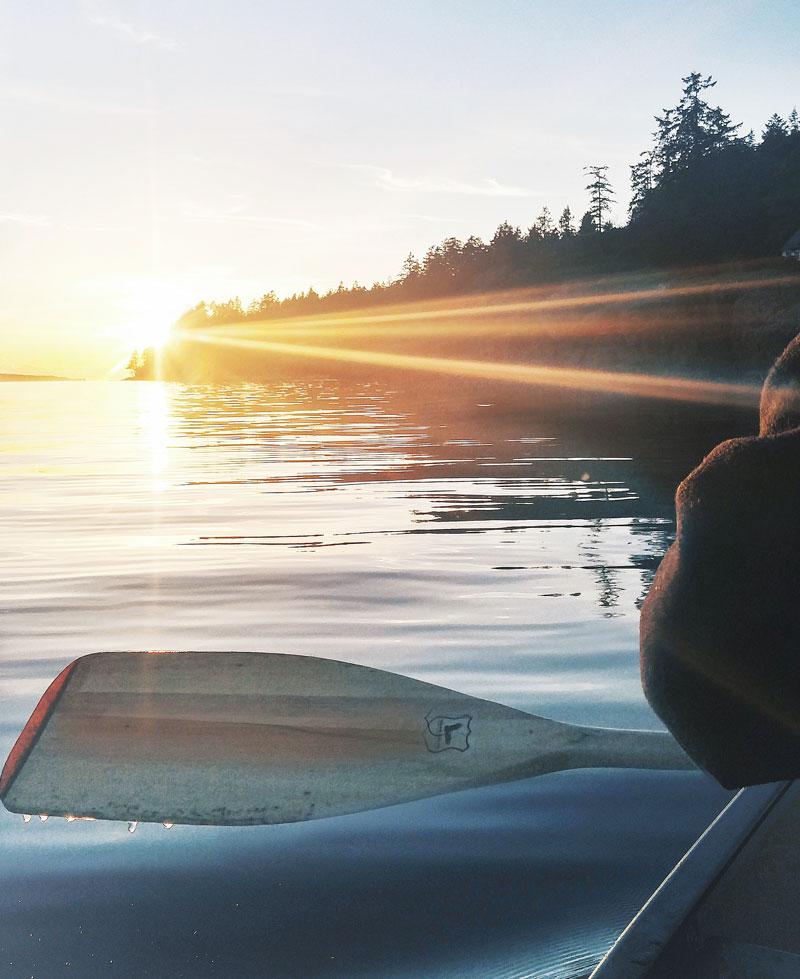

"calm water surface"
[1,378,746,978]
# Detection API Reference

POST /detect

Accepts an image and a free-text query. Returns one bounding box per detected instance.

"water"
[0,377,746,978]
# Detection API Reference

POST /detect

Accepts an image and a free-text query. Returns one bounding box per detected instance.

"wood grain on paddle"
[1,651,694,825]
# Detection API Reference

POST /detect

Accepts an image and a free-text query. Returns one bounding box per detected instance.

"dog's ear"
[760,333,800,436]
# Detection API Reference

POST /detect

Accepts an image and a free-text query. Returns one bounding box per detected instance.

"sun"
[124,311,175,351]
[116,279,188,353]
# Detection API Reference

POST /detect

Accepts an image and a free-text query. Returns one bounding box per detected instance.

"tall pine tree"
[584,165,615,232]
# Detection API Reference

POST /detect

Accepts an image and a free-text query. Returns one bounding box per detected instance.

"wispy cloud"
[0,84,155,116]
[84,1,180,50]
[234,83,338,100]
[331,214,473,237]
[402,212,475,224]
[183,198,319,230]
[61,221,135,233]
[348,165,544,198]
[0,212,49,227]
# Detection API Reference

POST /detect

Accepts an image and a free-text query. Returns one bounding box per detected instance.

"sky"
[2,0,799,378]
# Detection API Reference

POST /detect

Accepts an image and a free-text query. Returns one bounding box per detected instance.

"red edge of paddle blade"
[0,657,82,802]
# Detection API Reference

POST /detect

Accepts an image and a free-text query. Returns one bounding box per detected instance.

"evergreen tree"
[168,73,800,338]
[629,152,654,220]
[487,222,524,287]
[584,165,614,232]
[401,253,421,282]
[459,235,487,283]
[491,221,522,244]
[255,291,279,314]
[532,206,556,239]
[126,348,156,379]
[174,301,209,330]
[209,297,244,323]
[557,206,575,237]
[760,114,789,153]
[652,108,677,180]
[126,351,143,377]
[654,73,741,179]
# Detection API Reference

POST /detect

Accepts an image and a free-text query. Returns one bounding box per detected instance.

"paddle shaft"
[567,724,694,772]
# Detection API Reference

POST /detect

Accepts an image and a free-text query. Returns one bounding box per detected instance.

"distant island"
[129,73,800,385]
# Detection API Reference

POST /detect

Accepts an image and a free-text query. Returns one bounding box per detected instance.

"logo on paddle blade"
[424,713,472,752]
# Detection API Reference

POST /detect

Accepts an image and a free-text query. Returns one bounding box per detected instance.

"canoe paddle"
[0,651,694,826]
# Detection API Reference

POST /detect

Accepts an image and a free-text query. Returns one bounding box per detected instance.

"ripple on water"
[1,378,744,977]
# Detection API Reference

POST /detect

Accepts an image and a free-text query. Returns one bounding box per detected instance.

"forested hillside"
[130,73,800,383]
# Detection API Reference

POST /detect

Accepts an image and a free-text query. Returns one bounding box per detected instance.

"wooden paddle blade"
[0,651,691,826]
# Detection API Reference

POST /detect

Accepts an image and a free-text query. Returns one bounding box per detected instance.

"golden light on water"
[137,382,170,477]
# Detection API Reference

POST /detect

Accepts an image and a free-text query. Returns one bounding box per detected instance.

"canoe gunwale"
[588,779,792,978]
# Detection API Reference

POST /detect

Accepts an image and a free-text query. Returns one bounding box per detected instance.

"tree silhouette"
[584,165,615,232]
[629,152,654,221]
[126,348,156,379]
[532,206,556,239]
[126,351,143,377]
[558,206,575,237]
[672,73,740,168]
[401,253,422,284]
[168,71,800,345]
[650,73,741,187]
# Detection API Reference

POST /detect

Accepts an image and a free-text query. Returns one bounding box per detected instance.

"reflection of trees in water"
[578,519,623,615]
[410,488,653,526]
[630,524,676,610]
[164,373,750,496]
[576,519,677,614]
[164,377,732,614]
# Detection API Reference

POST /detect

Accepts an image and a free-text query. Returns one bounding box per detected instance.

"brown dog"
[641,334,800,788]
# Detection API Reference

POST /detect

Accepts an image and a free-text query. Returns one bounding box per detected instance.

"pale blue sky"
[2,0,799,375]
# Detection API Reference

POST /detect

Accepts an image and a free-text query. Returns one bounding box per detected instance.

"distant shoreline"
[0,373,81,382]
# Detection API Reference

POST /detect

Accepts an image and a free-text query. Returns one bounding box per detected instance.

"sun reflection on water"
[137,382,171,480]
